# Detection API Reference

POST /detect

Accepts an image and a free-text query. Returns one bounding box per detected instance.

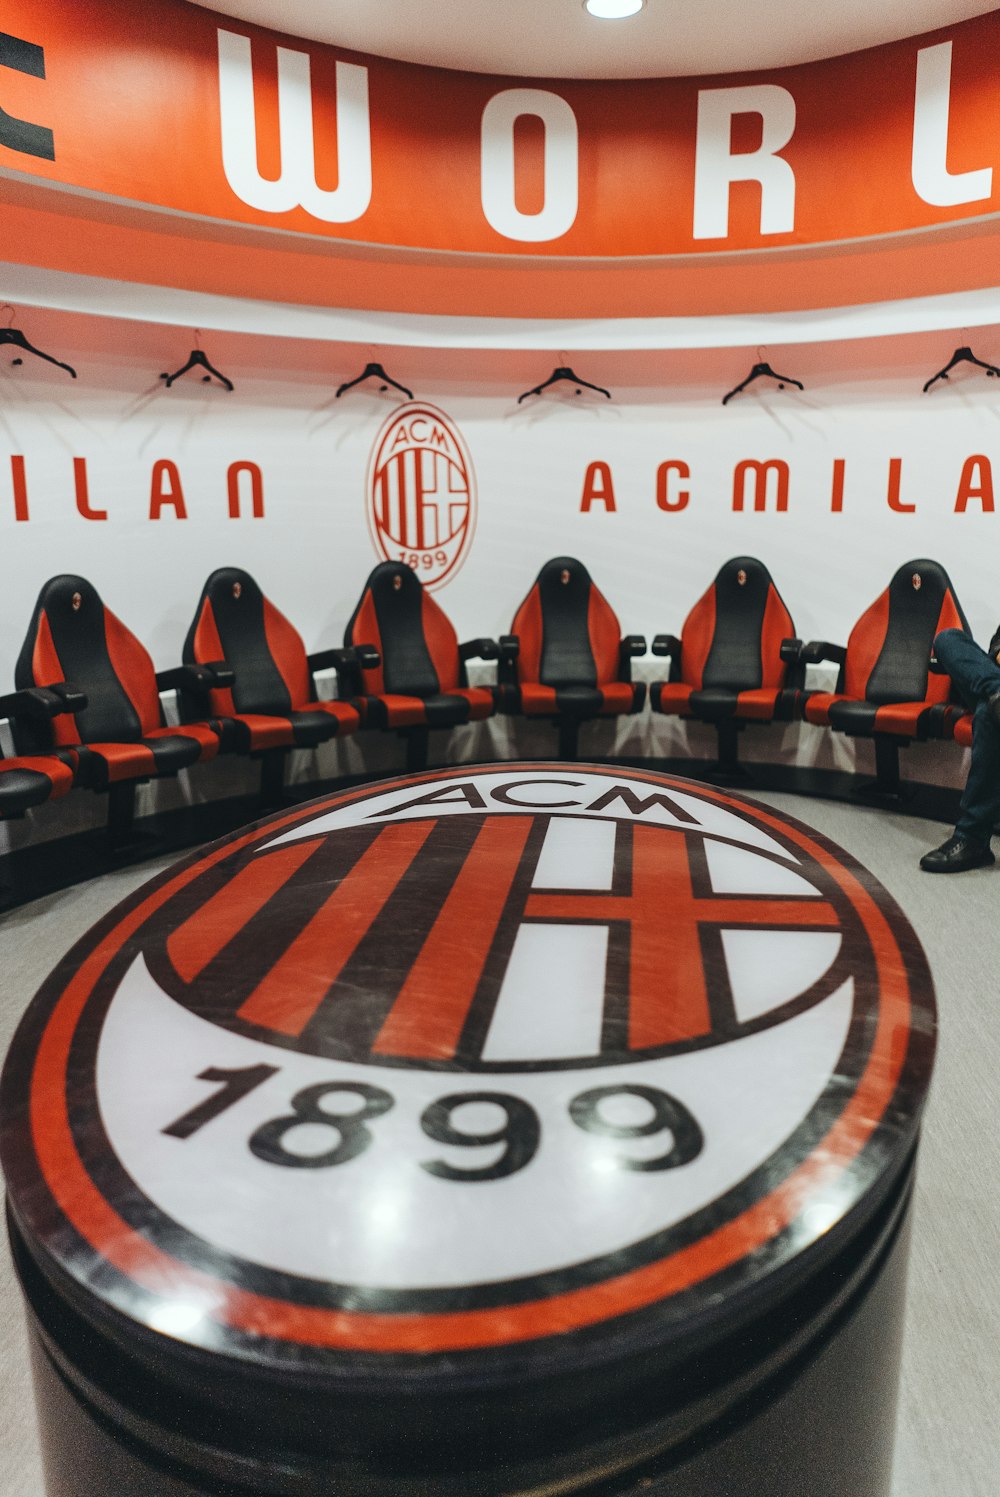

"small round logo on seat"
[392,574,403,591]
[232,582,242,600]
[912,573,922,590]
[367,403,476,592]
[560,568,571,585]
[71,591,82,611]
[737,569,748,586]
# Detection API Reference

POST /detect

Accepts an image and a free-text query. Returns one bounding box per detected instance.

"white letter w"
[217,29,372,223]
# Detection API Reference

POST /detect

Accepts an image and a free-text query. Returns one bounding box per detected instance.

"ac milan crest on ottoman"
[1,764,935,1497]
[2,762,933,1350]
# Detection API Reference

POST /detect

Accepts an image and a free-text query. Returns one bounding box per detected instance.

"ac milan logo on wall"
[0,765,934,1374]
[366,402,476,591]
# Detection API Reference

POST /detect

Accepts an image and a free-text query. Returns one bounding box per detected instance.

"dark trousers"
[934,628,1000,843]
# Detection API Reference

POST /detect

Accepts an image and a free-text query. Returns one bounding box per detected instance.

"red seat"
[344,561,498,771]
[0,734,79,908]
[14,575,222,838]
[0,750,77,817]
[650,556,801,770]
[1,681,85,819]
[500,557,645,758]
[183,568,361,801]
[800,559,968,795]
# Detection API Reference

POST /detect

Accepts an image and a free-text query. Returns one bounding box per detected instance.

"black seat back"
[346,562,460,697]
[15,574,160,750]
[185,568,311,716]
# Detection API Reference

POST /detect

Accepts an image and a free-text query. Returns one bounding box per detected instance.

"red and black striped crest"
[0,765,934,1370]
[151,787,851,1069]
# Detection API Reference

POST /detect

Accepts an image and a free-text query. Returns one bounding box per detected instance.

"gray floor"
[0,792,997,1496]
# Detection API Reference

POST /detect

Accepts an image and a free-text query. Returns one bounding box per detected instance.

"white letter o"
[481,88,579,243]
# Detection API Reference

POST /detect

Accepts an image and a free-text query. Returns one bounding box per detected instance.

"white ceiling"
[186,0,1000,79]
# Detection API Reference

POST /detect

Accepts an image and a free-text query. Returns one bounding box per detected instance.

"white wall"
[3,311,994,848]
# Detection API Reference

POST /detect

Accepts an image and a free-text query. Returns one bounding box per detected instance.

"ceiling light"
[585,0,644,18]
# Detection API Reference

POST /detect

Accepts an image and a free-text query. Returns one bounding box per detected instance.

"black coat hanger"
[161,348,234,391]
[923,345,1000,393]
[517,366,611,403]
[336,362,413,399]
[0,308,77,378]
[722,360,804,406]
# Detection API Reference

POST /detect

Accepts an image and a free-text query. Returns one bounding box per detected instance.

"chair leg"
[853,737,914,803]
[104,779,167,857]
[404,727,430,773]
[873,738,901,795]
[258,750,286,808]
[702,719,752,784]
[715,720,740,769]
[107,781,136,846]
[557,717,580,760]
[0,831,15,907]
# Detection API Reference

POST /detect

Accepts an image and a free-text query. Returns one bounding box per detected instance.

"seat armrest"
[308,645,380,674]
[0,683,86,720]
[355,644,381,671]
[497,635,520,686]
[459,637,500,663]
[314,643,380,697]
[651,634,681,659]
[307,647,342,673]
[157,661,235,695]
[618,635,646,682]
[800,640,847,666]
[779,637,806,689]
[208,660,236,688]
[620,635,647,658]
[47,681,88,713]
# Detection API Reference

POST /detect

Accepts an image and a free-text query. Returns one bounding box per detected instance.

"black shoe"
[919,834,995,873]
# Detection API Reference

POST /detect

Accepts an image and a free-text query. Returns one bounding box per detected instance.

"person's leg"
[932,628,1000,708]
[920,630,1000,870]
[954,697,1000,845]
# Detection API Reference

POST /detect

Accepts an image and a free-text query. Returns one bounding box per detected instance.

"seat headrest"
[201,566,263,607]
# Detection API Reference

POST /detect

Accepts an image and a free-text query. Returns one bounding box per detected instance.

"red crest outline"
[365,402,476,591]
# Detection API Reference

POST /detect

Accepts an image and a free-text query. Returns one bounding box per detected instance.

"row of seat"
[0,553,976,845]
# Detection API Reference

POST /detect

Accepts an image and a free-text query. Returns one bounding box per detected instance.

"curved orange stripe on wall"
[2,0,1000,260]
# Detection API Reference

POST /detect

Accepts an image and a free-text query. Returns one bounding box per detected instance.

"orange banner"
[2,0,1000,261]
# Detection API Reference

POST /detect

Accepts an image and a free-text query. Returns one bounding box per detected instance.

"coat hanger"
[517,365,611,403]
[722,350,804,406]
[335,362,413,399]
[0,305,77,378]
[161,332,234,391]
[923,344,1000,393]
